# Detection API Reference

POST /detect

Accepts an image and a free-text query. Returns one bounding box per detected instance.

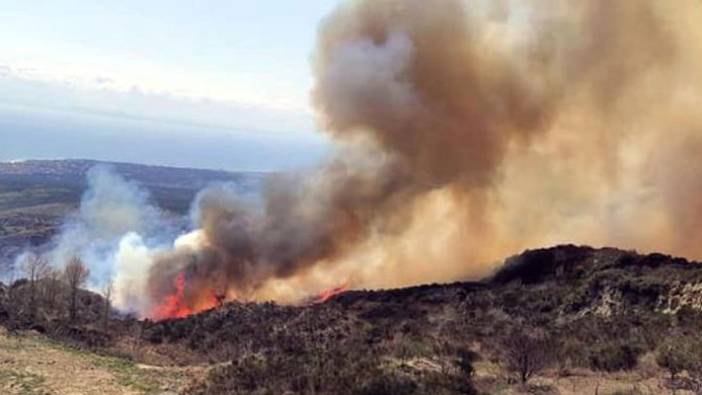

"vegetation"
[1,245,702,393]
[588,343,641,372]
[64,256,90,323]
[20,253,50,321]
[499,327,553,384]
[655,335,702,394]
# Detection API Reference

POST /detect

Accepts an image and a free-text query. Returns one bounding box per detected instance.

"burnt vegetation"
[2,245,702,393]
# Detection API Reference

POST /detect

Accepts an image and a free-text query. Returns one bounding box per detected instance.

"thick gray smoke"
[21,0,679,318]
[146,0,561,308]
[136,0,702,316]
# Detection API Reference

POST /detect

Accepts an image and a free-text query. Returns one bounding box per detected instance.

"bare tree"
[500,327,553,384]
[64,256,90,322]
[21,252,50,320]
[102,280,113,331]
[0,260,16,324]
[0,257,13,284]
[41,267,62,310]
[5,263,18,322]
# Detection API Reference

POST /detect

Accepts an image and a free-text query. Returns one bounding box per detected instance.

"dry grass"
[471,358,691,395]
[0,327,199,395]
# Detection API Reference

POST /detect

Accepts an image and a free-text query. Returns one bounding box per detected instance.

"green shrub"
[589,343,641,372]
[555,336,589,373]
[655,336,702,380]
[354,372,417,395]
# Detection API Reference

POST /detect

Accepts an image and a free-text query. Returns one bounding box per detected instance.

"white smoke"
[45,166,174,297]
[112,229,210,314]
[112,233,157,314]
[30,165,261,316]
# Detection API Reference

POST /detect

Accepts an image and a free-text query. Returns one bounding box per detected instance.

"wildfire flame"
[311,283,348,304]
[150,267,349,320]
[151,271,219,320]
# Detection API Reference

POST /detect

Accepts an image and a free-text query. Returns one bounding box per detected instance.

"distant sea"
[0,105,329,173]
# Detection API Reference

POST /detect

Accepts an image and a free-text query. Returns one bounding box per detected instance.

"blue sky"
[0,1,341,171]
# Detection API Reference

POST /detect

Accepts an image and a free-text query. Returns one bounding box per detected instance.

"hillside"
[2,245,702,394]
[0,159,265,213]
[0,160,265,194]
[141,245,702,394]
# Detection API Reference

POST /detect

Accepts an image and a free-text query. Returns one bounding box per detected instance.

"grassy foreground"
[0,327,202,395]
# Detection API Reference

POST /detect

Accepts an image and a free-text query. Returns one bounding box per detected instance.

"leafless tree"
[500,327,553,384]
[41,267,62,310]
[0,258,13,284]
[64,256,90,322]
[102,279,113,330]
[21,252,50,320]
[5,263,18,321]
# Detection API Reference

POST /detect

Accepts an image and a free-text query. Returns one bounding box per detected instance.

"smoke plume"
[28,166,179,313]
[133,0,702,315]
[50,0,702,318]
[47,166,167,280]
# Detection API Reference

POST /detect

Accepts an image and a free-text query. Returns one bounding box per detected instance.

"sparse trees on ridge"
[20,252,50,320]
[102,279,113,330]
[64,256,90,322]
[42,267,62,310]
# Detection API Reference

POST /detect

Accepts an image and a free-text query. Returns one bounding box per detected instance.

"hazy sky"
[0,1,341,171]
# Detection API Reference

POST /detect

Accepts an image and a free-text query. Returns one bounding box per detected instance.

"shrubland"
[3,245,702,394]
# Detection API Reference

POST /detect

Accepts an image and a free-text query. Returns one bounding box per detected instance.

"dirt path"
[0,328,197,395]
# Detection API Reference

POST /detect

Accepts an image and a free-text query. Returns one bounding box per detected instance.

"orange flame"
[152,272,348,319]
[151,271,220,320]
[312,283,348,304]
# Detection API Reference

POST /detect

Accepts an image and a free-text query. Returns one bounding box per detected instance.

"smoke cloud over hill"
[31,0,702,318]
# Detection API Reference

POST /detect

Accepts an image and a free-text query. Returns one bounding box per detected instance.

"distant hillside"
[0,159,266,192]
[0,159,266,268]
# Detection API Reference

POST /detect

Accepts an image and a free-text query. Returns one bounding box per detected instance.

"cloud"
[0,61,316,136]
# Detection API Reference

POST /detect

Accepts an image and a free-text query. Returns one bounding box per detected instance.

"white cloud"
[0,60,317,136]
